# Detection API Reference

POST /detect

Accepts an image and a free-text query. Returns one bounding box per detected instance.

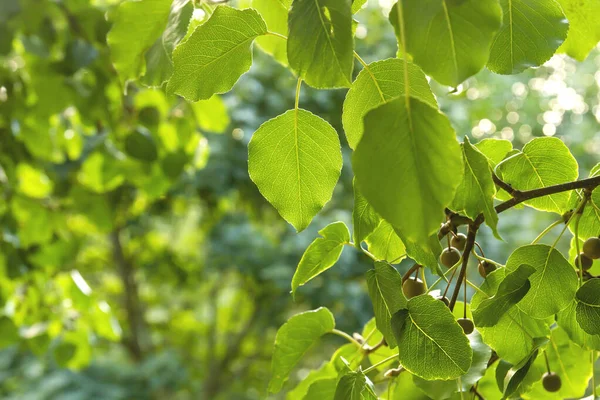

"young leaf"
[575,278,600,335]
[287,0,354,88]
[496,137,579,213]
[471,268,551,364]
[557,0,600,61]
[291,222,350,295]
[141,0,193,87]
[413,331,492,399]
[269,308,336,393]
[389,0,502,87]
[353,98,462,262]
[341,58,436,149]
[391,295,472,380]
[364,221,406,263]
[475,138,513,168]
[487,0,569,74]
[252,0,291,65]
[366,261,407,348]
[557,301,600,350]
[334,370,376,400]
[248,109,343,232]
[505,244,578,319]
[451,137,500,237]
[503,349,539,398]
[107,0,172,85]
[352,181,381,248]
[472,264,535,327]
[167,6,267,101]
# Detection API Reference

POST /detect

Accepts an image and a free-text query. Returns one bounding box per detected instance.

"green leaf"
[503,349,538,398]
[287,0,354,88]
[365,221,406,263]
[391,295,472,380]
[0,317,19,348]
[352,180,381,248]
[287,362,337,400]
[334,370,376,400]
[471,268,551,364]
[389,0,502,87]
[487,0,569,74]
[141,0,193,87]
[16,163,53,199]
[351,0,367,13]
[192,95,230,133]
[570,164,600,240]
[557,301,600,350]
[252,0,291,65]
[269,307,335,393]
[496,137,579,213]
[472,264,535,327]
[305,378,337,400]
[388,373,430,400]
[475,138,513,168]
[248,109,342,231]
[557,0,600,61]
[125,129,158,162]
[107,0,172,85]
[576,279,600,335]
[522,327,594,400]
[366,261,407,348]
[361,318,398,371]
[291,222,350,295]
[77,152,125,194]
[451,137,500,237]
[413,330,492,400]
[505,244,577,319]
[353,97,462,264]
[167,6,267,101]
[341,58,436,149]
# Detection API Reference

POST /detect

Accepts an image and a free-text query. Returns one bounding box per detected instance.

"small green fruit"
[582,237,600,259]
[450,233,467,251]
[542,372,561,392]
[402,277,426,299]
[478,261,496,278]
[575,252,593,271]
[440,247,461,268]
[457,318,474,335]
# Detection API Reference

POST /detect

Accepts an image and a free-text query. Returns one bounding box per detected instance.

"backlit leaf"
[576,278,600,335]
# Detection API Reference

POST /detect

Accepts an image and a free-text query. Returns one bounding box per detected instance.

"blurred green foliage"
[0,0,598,399]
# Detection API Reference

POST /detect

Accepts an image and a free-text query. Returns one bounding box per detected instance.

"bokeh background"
[0,0,598,399]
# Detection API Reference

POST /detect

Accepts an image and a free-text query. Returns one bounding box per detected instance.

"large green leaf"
[269,307,335,393]
[141,0,193,87]
[487,0,569,74]
[167,6,267,101]
[557,0,600,61]
[291,222,350,295]
[334,370,376,400]
[287,0,354,88]
[503,349,539,398]
[366,261,407,348]
[252,0,291,65]
[576,279,600,335]
[365,221,406,263]
[352,181,381,248]
[389,0,502,87]
[413,331,492,400]
[472,264,535,327]
[353,97,462,267]
[522,327,594,400]
[107,0,172,85]
[391,295,472,380]
[505,244,577,318]
[248,109,342,231]
[475,138,513,168]
[557,301,600,350]
[496,137,579,213]
[451,137,500,237]
[471,268,551,364]
[570,164,600,239]
[341,58,436,149]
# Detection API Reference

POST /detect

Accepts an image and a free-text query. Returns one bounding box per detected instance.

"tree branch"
[449,222,481,311]
[110,229,146,362]
[492,172,521,197]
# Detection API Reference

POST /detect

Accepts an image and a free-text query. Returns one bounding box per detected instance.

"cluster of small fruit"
[575,237,600,270]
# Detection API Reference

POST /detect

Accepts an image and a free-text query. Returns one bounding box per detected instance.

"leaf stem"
[363,353,399,374]
[331,329,362,348]
[531,219,562,245]
[294,78,302,110]
[574,207,583,287]
[353,51,385,102]
[266,31,287,40]
[551,196,587,250]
